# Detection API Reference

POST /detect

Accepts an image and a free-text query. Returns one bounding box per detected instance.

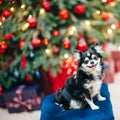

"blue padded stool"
[40,83,114,120]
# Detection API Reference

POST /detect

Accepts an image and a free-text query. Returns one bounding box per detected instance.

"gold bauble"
[66,25,78,37]
[39,8,46,17]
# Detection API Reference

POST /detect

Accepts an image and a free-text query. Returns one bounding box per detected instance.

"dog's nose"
[90,61,94,64]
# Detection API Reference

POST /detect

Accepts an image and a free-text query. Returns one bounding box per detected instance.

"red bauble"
[76,41,87,52]
[87,37,97,44]
[53,45,60,55]
[116,22,120,28]
[42,1,51,11]
[2,9,12,18]
[31,38,42,48]
[4,33,14,41]
[43,38,49,46]
[19,39,26,49]
[63,39,71,49]
[0,86,3,95]
[106,0,115,3]
[0,41,8,54]
[77,33,84,40]
[74,4,86,14]
[59,9,69,19]
[102,12,110,21]
[25,74,32,82]
[39,25,44,31]
[0,0,3,4]
[27,17,37,28]
[21,53,27,69]
[52,30,60,37]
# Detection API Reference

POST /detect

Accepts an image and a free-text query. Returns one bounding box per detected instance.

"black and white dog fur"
[54,43,106,110]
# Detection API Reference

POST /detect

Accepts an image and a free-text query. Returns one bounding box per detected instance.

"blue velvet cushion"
[40,83,114,120]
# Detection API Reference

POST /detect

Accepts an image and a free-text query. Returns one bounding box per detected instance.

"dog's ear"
[91,43,104,55]
[74,49,82,61]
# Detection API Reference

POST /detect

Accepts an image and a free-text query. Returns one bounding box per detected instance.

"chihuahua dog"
[54,43,106,110]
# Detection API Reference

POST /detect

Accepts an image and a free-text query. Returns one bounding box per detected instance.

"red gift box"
[111,51,120,73]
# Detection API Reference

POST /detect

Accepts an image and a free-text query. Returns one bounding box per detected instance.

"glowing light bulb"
[102,0,107,3]
[107,29,112,34]
[64,53,69,59]
[22,23,29,31]
[39,8,46,16]
[96,10,101,15]
[0,22,2,26]
[45,48,52,56]
[10,7,15,12]
[111,24,116,29]
[21,4,26,9]
[85,20,91,26]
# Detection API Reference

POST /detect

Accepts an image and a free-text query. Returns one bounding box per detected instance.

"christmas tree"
[0,0,120,90]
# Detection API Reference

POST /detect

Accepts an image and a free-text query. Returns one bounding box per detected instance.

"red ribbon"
[6,85,41,111]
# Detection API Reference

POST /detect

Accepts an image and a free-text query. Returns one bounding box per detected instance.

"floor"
[0,72,120,120]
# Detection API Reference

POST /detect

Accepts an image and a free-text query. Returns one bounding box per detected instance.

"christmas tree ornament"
[0,0,3,4]
[52,30,60,37]
[42,0,51,11]
[29,51,35,59]
[116,22,120,28]
[4,33,14,41]
[14,69,19,78]
[39,8,46,17]
[25,74,32,82]
[53,45,60,55]
[35,71,41,79]
[62,38,71,49]
[43,38,49,46]
[21,53,27,69]
[77,33,84,40]
[31,37,42,48]
[4,63,9,70]
[10,6,16,13]
[66,25,77,36]
[0,86,3,95]
[74,4,86,14]
[27,16,37,28]
[0,63,2,70]
[19,39,26,49]
[87,37,97,44]
[45,48,52,56]
[59,9,69,20]
[39,25,44,31]
[20,4,26,10]
[22,23,29,31]
[76,41,88,52]
[11,37,17,44]
[0,41,8,54]
[2,9,12,18]
[105,0,115,3]
[101,12,110,21]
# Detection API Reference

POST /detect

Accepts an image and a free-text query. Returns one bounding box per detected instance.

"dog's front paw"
[91,105,99,110]
[97,95,106,101]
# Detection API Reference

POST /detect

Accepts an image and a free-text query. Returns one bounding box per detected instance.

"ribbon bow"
[6,85,41,111]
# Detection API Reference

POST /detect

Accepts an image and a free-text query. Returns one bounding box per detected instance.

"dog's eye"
[93,56,98,60]
[84,60,89,64]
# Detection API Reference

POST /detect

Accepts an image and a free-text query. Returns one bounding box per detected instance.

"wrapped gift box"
[111,51,120,73]
[3,84,44,113]
[103,60,115,83]
[0,95,6,108]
